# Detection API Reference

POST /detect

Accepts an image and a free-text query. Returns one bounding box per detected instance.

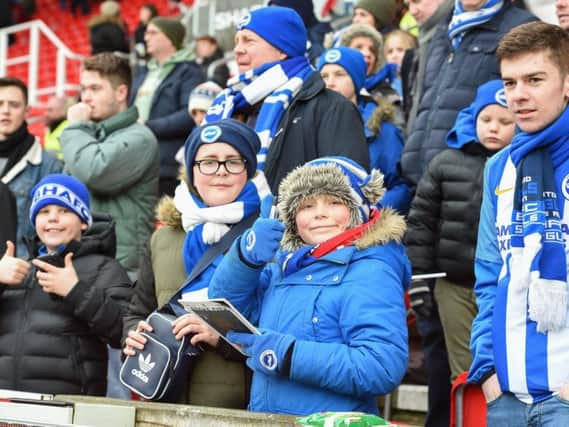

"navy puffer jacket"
[400,3,536,188]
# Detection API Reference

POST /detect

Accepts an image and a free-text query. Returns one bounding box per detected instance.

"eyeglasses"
[193,158,247,175]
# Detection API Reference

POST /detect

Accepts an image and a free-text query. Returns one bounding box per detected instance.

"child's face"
[192,142,248,207]
[476,104,516,151]
[320,64,357,103]
[384,35,410,67]
[35,205,87,253]
[348,36,377,76]
[295,194,351,245]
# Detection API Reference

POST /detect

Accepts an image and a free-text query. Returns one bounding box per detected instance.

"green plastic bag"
[296,412,393,427]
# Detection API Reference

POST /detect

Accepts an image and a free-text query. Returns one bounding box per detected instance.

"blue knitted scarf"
[508,106,569,333]
[174,173,271,297]
[364,63,398,92]
[448,0,503,50]
[204,57,314,170]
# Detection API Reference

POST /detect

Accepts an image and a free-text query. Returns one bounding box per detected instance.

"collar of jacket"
[95,106,139,139]
[474,2,510,32]
[295,70,324,102]
[1,140,42,184]
[420,0,454,43]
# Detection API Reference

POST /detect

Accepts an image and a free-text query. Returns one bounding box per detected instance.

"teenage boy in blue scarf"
[469,22,569,425]
[209,156,410,415]
[317,47,411,213]
[405,79,515,382]
[123,119,271,408]
[204,6,369,195]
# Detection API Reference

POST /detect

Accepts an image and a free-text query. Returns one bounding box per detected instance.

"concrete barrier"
[57,395,299,427]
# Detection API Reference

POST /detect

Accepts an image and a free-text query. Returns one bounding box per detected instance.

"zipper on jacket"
[12,268,35,390]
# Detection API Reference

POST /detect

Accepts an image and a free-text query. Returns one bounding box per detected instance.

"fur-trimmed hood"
[155,167,186,229]
[338,24,385,74]
[367,97,395,135]
[277,161,405,251]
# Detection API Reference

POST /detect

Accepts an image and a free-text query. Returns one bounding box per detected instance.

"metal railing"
[0,19,83,105]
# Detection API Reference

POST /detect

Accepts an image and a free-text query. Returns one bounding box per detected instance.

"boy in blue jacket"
[469,22,569,425]
[209,156,410,416]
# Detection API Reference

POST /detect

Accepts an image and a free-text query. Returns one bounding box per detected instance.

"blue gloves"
[240,195,285,266]
[227,330,295,377]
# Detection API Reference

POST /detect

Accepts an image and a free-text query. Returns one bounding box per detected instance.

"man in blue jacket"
[470,22,569,425]
[130,17,204,196]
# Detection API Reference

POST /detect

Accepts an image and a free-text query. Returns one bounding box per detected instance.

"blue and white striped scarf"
[448,0,503,50]
[203,57,314,170]
[173,173,271,297]
[508,106,569,333]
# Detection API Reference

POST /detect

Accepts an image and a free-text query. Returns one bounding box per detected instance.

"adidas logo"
[139,353,155,373]
[130,353,156,384]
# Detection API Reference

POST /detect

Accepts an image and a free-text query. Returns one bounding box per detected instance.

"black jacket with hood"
[405,142,493,287]
[263,71,369,195]
[0,214,132,395]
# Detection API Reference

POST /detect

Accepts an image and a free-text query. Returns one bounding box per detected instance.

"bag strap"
[166,213,258,316]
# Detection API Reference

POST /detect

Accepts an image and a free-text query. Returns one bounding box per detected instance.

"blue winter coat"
[129,61,204,179]
[209,210,411,416]
[359,100,410,214]
[400,3,536,188]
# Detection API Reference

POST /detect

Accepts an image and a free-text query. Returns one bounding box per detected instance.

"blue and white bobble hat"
[29,174,92,228]
[317,47,368,94]
[277,156,385,250]
[237,6,307,58]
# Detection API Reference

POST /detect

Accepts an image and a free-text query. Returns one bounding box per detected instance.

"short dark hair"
[82,52,132,95]
[497,22,569,76]
[0,77,28,105]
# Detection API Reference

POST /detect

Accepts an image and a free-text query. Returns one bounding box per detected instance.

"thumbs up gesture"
[239,195,285,267]
[32,252,79,297]
[0,241,31,285]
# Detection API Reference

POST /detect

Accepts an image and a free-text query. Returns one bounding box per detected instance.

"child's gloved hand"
[227,330,295,377]
[239,195,284,267]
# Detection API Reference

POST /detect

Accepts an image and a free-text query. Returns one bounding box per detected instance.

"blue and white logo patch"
[561,174,569,200]
[324,49,342,63]
[245,230,256,252]
[238,13,251,29]
[495,88,507,107]
[201,125,222,143]
[260,349,278,371]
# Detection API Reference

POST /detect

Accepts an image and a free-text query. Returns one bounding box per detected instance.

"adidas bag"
[119,312,199,401]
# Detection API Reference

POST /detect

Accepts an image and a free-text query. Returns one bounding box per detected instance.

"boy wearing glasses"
[123,119,271,408]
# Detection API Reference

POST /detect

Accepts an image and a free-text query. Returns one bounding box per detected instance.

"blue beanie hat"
[185,119,261,187]
[471,79,507,122]
[317,47,367,94]
[447,79,508,149]
[29,174,92,228]
[237,6,307,58]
